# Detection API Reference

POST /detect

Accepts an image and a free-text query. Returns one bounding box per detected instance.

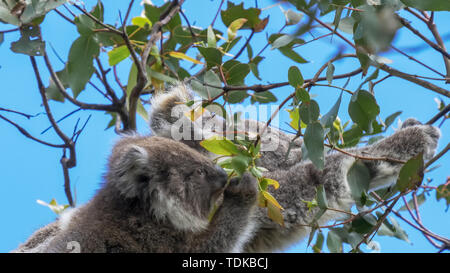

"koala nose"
[215,165,228,187]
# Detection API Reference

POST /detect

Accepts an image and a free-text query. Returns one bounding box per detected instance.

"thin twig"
[398,16,450,60]
[0,114,66,148]
[426,104,450,125]
[211,0,225,27]
[54,8,75,24]
[233,29,255,60]
[390,45,445,78]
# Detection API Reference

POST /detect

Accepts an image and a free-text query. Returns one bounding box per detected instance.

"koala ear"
[111,145,150,198]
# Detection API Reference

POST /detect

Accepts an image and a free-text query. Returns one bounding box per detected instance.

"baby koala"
[14,136,258,253]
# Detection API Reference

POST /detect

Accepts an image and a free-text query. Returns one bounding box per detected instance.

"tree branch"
[30,56,76,207]
[128,0,185,130]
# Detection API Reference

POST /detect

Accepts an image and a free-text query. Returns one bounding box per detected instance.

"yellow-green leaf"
[262,190,284,210]
[168,51,204,64]
[108,45,130,66]
[200,136,241,156]
[267,201,284,226]
[131,16,152,28]
[227,18,247,41]
[263,178,280,190]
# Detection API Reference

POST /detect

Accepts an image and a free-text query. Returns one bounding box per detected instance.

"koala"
[149,83,441,252]
[14,136,258,253]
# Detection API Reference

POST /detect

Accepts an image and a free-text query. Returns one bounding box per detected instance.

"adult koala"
[14,136,258,253]
[149,84,441,252]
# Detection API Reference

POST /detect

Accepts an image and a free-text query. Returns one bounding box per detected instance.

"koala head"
[106,136,228,232]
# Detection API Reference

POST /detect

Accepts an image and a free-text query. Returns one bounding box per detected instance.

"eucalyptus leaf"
[347,161,371,206]
[304,121,324,170]
[67,36,99,97]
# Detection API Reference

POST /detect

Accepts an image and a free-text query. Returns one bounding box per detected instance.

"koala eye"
[136,174,150,184]
[196,168,206,176]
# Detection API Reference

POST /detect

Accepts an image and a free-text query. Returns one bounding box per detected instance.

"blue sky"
[0,0,448,253]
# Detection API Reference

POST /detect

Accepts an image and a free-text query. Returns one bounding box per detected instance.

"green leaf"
[0,3,20,26]
[268,34,307,63]
[250,91,277,104]
[312,231,324,253]
[348,232,364,250]
[380,215,410,243]
[295,88,310,103]
[198,47,222,68]
[147,69,178,85]
[221,2,262,30]
[200,136,241,156]
[249,56,264,80]
[231,155,251,176]
[288,66,304,88]
[126,63,138,98]
[108,45,130,66]
[347,161,371,206]
[326,62,335,85]
[436,184,450,207]
[19,0,67,25]
[222,60,250,85]
[271,34,295,49]
[279,46,308,63]
[398,193,426,211]
[400,0,450,11]
[327,230,343,253]
[144,2,181,31]
[74,12,98,37]
[137,100,148,122]
[67,36,99,97]
[45,67,69,102]
[304,121,325,170]
[10,25,45,56]
[307,223,318,247]
[91,1,104,22]
[351,215,375,234]
[191,71,222,100]
[342,125,363,148]
[224,91,249,104]
[356,49,371,76]
[284,9,303,25]
[336,16,356,34]
[396,153,424,192]
[384,111,402,129]
[316,185,328,209]
[299,100,320,124]
[207,25,216,48]
[348,90,380,133]
[321,92,342,128]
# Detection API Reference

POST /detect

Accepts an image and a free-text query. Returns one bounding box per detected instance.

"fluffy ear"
[110,145,150,198]
[149,83,193,138]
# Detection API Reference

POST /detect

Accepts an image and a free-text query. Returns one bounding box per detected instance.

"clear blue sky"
[0,0,448,253]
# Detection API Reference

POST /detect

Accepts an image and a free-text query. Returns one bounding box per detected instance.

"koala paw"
[224,172,258,204]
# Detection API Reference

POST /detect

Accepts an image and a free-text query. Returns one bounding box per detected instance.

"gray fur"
[14,136,258,253]
[149,84,441,252]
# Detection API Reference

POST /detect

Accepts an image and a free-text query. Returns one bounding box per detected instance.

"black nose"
[215,165,228,187]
